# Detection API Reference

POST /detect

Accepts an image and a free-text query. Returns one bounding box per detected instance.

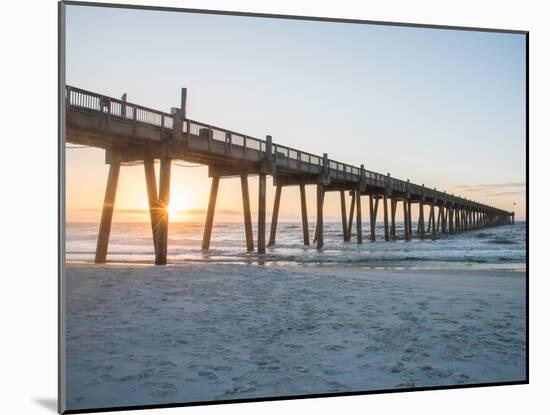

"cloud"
[488,191,526,197]
[217,209,243,215]
[181,208,206,215]
[452,182,525,190]
[180,208,242,216]
[450,182,526,197]
[74,208,147,214]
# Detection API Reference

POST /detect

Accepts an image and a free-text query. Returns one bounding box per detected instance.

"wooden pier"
[65,86,515,265]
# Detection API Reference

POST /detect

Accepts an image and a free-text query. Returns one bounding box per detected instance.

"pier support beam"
[390,198,397,237]
[403,198,410,240]
[369,195,376,241]
[258,173,267,254]
[144,159,159,257]
[241,175,254,252]
[299,184,310,246]
[340,190,349,241]
[315,184,324,249]
[156,157,171,265]
[418,201,425,235]
[347,191,356,241]
[407,199,413,237]
[430,203,436,236]
[202,176,220,251]
[268,185,282,247]
[383,195,389,241]
[356,190,363,243]
[95,162,121,263]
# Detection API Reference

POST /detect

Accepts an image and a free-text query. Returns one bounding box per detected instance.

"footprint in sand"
[323,368,342,376]
[197,370,218,380]
[387,361,405,373]
[99,374,114,382]
[325,380,347,391]
[222,385,257,397]
[395,381,415,388]
[419,365,453,378]
[453,373,470,383]
[145,382,177,398]
[323,344,346,352]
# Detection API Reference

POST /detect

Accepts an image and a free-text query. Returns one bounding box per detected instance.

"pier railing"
[66,85,503,214]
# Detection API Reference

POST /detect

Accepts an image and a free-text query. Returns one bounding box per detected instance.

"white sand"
[64,264,526,410]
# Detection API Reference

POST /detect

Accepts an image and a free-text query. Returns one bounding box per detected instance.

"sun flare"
[165,194,194,221]
[166,204,179,219]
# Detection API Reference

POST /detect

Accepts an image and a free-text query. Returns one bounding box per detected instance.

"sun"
[167,204,179,219]
[165,194,194,221]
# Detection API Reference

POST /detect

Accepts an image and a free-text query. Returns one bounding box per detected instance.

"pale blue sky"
[65,5,526,220]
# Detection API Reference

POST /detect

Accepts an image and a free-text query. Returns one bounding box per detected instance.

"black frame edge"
[62,0,528,34]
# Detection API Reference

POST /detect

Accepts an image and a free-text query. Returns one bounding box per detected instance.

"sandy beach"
[64,264,526,411]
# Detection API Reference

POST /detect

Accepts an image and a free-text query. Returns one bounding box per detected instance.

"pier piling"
[383,195,389,241]
[347,191,356,240]
[156,157,171,265]
[241,175,254,252]
[419,200,425,235]
[258,173,267,254]
[316,184,324,249]
[403,198,410,240]
[340,190,349,241]
[268,184,282,247]
[356,190,363,243]
[299,184,310,245]
[407,199,413,237]
[369,195,376,241]
[144,159,159,257]
[202,176,219,251]
[390,198,397,237]
[431,202,436,236]
[94,162,120,263]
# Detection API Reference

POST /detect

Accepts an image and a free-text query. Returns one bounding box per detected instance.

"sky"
[65,4,526,223]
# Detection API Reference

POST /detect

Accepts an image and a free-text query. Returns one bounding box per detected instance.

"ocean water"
[66,221,526,270]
